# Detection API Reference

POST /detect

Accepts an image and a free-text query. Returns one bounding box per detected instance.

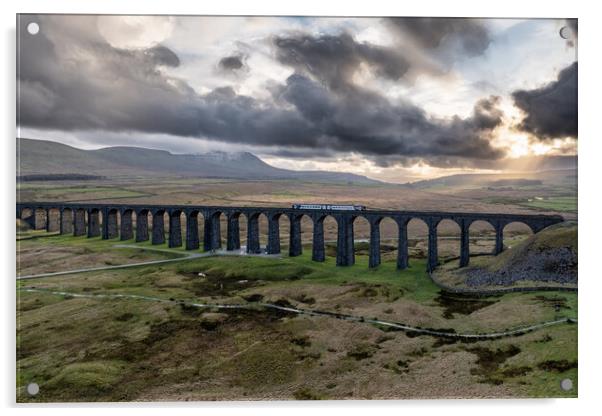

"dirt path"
[19,286,577,340]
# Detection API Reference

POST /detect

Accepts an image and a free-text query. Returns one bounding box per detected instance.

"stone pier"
[427,219,439,273]
[185,212,199,250]
[494,221,504,255]
[247,213,261,254]
[73,209,86,236]
[169,211,182,248]
[211,213,222,249]
[120,209,133,240]
[459,219,471,268]
[312,216,325,262]
[368,217,381,268]
[102,209,119,240]
[267,214,281,255]
[289,214,302,257]
[136,210,149,242]
[336,215,355,266]
[227,213,241,251]
[152,211,165,245]
[396,219,409,270]
[60,208,73,235]
[87,209,100,237]
[45,208,52,232]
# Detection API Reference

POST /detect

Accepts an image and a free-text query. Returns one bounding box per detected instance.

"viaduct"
[16,202,564,272]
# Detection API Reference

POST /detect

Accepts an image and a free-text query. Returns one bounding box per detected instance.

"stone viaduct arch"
[436,219,462,266]
[16,202,564,272]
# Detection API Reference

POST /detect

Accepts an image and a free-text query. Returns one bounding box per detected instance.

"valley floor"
[16,234,577,401]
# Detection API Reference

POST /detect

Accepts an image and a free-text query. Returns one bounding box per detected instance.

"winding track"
[19,287,576,340]
[17,244,577,339]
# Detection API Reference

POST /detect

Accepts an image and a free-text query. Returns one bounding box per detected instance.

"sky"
[17,15,577,182]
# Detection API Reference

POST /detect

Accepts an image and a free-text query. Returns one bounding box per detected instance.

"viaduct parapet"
[16,203,564,272]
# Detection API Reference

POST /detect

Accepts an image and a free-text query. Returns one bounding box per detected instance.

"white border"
[2,0,599,414]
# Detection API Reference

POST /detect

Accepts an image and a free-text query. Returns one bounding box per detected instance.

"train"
[291,204,367,211]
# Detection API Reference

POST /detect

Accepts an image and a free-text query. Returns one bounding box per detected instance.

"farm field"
[521,196,577,212]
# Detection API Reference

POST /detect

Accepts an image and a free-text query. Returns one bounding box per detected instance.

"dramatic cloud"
[277,72,505,165]
[273,32,410,90]
[17,16,509,169]
[96,16,175,49]
[264,146,338,160]
[218,54,246,72]
[512,62,577,140]
[272,32,505,167]
[17,17,317,145]
[385,17,491,57]
[472,96,504,130]
[18,20,197,135]
[145,45,180,67]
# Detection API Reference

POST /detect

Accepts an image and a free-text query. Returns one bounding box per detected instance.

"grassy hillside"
[17,138,135,176]
[435,222,577,290]
[17,234,577,401]
[406,169,577,191]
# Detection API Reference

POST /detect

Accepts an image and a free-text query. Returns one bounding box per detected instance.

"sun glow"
[406,163,436,177]
[498,131,576,159]
[531,142,553,155]
[507,135,531,158]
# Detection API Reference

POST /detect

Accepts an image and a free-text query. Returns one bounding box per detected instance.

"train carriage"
[292,204,366,211]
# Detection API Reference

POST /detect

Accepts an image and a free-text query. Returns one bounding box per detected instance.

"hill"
[405,156,577,190]
[405,169,576,190]
[16,138,380,184]
[433,221,577,290]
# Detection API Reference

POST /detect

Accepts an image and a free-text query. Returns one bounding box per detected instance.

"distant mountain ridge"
[404,165,576,190]
[16,138,381,184]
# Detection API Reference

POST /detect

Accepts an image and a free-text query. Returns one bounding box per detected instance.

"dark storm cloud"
[385,17,491,57]
[472,96,504,130]
[273,32,410,91]
[18,16,316,144]
[145,45,180,67]
[218,54,246,72]
[272,31,504,166]
[18,15,506,169]
[277,72,505,165]
[265,146,338,159]
[512,62,577,140]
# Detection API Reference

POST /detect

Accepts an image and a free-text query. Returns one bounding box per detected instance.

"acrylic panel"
[16,14,578,402]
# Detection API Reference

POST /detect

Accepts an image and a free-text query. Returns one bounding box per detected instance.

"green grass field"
[521,196,577,212]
